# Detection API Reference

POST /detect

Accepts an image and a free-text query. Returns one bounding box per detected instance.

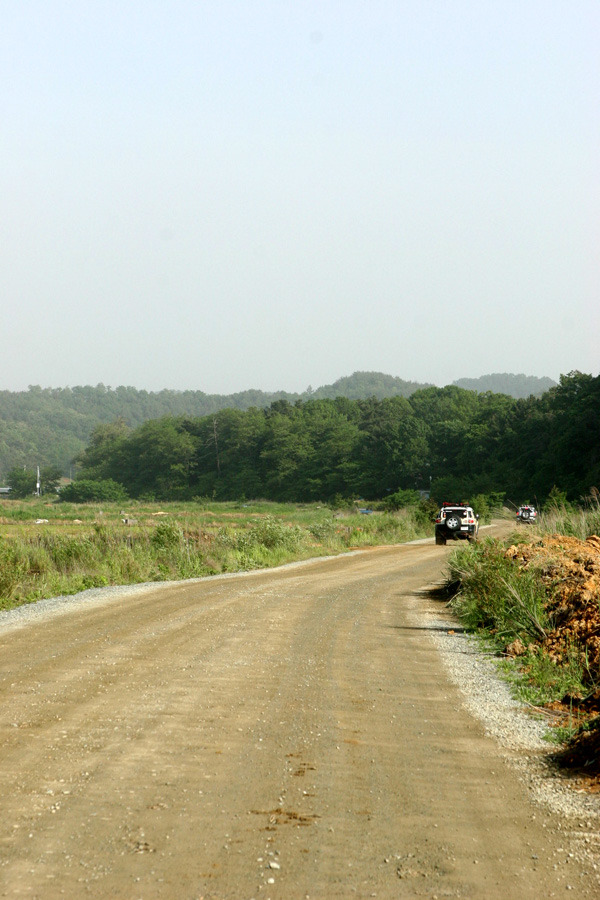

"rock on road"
[0,535,598,898]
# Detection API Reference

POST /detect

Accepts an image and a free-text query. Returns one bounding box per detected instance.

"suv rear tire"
[445,513,462,532]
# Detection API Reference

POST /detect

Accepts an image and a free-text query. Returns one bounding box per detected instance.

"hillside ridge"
[0,371,557,477]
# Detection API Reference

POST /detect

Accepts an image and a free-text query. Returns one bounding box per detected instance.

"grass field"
[0,497,431,610]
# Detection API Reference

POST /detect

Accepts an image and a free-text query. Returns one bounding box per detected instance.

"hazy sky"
[2,1,598,394]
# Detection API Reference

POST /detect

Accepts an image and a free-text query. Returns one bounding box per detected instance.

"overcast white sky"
[2,1,598,394]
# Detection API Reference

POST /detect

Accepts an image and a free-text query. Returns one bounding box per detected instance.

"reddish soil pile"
[504,534,600,782]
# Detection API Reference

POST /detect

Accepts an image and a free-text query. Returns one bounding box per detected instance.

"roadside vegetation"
[0,496,433,611]
[446,494,600,779]
[535,489,600,541]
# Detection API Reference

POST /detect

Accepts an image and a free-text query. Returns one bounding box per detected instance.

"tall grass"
[0,498,432,610]
[537,491,600,540]
[446,539,589,705]
[447,540,552,646]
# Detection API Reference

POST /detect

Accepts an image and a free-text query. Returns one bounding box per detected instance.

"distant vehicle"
[435,502,479,545]
[516,505,537,524]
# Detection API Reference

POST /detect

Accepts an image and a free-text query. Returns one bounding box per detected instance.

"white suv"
[516,505,537,524]
[435,503,479,545]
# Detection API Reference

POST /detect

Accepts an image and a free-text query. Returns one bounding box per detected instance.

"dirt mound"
[505,534,600,778]
[505,534,600,677]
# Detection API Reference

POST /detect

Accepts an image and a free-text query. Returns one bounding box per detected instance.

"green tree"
[124,418,196,499]
[409,386,479,483]
[454,391,517,493]
[208,407,267,499]
[6,466,37,498]
[59,479,129,503]
[260,404,313,500]
[74,418,131,481]
[357,397,429,496]
[291,400,361,500]
[543,372,600,498]
[40,466,63,495]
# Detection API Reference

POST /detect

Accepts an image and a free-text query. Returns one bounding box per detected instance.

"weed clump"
[0,540,27,603]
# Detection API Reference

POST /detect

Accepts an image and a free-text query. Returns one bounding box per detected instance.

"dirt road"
[0,534,598,898]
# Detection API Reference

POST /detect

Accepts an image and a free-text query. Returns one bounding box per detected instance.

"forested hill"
[0,371,554,477]
[61,371,600,505]
[453,373,556,398]
[310,372,432,399]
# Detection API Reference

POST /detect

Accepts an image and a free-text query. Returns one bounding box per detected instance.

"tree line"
[46,371,597,506]
[0,372,555,479]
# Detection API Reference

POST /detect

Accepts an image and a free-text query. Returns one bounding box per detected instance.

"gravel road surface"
[0,530,598,898]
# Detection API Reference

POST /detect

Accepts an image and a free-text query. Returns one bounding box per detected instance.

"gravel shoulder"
[423,600,600,836]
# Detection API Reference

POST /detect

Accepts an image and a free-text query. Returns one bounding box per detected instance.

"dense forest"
[0,372,555,478]
[453,373,556,398]
[45,371,598,506]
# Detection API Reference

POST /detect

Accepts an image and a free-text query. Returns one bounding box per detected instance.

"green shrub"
[327,494,356,511]
[80,574,109,590]
[151,520,184,550]
[59,479,129,503]
[382,489,421,510]
[249,516,304,551]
